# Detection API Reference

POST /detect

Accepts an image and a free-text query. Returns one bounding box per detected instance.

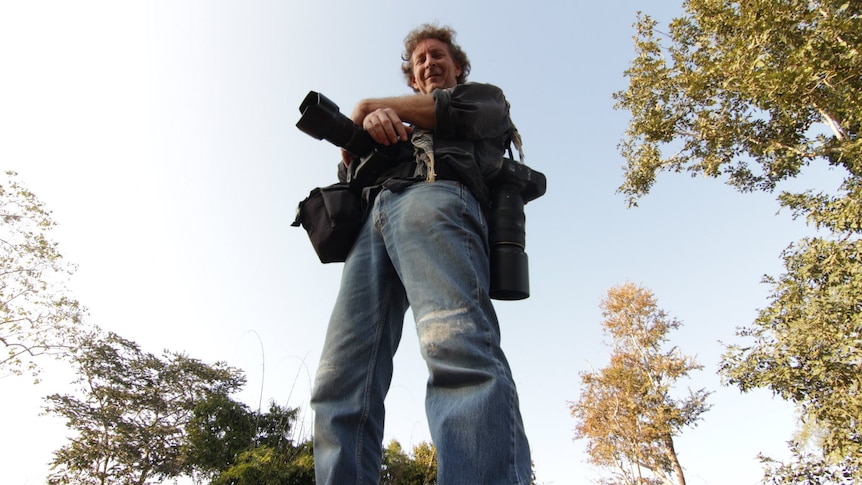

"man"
[310,23,532,484]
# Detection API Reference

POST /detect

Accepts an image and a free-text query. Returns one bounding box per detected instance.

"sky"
[0,1,845,484]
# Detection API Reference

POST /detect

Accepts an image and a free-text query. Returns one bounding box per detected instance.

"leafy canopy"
[616,0,860,206]
[44,331,246,485]
[0,171,87,378]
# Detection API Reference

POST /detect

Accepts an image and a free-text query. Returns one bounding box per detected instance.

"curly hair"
[401,23,471,90]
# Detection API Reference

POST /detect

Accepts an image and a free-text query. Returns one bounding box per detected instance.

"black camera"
[296,91,396,190]
[486,157,545,300]
[296,91,546,300]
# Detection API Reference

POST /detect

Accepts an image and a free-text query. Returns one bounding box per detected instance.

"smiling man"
[310,24,532,484]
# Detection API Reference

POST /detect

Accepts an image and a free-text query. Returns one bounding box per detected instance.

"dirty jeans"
[310,181,531,484]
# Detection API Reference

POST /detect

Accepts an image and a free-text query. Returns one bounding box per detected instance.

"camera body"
[297,91,546,300]
[486,157,545,300]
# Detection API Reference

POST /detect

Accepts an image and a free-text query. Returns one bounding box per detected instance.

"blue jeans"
[311,181,531,484]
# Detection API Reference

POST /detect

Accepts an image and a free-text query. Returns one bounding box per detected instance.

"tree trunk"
[663,435,686,485]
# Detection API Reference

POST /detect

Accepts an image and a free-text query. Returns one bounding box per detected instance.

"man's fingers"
[365,111,406,145]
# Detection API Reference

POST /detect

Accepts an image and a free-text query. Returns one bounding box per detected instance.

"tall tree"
[570,283,710,485]
[615,1,861,480]
[44,330,246,485]
[0,171,86,378]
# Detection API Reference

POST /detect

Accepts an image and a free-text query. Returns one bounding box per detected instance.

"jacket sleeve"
[432,83,511,140]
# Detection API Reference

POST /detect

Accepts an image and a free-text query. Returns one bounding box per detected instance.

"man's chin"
[424,80,452,92]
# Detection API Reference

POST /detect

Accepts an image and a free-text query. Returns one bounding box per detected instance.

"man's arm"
[351,94,436,145]
[340,93,437,166]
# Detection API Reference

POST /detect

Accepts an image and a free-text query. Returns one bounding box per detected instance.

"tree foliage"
[210,444,315,485]
[0,171,86,377]
[186,396,314,484]
[616,0,860,206]
[616,1,861,480]
[184,393,257,477]
[381,440,438,485]
[570,283,710,485]
[720,236,862,481]
[43,330,246,485]
[757,441,859,485]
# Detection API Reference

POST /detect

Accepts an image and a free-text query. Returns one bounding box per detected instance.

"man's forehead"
[411,39,450,57]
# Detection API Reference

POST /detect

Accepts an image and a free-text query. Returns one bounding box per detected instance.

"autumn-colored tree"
[570,283,710,485]
[615,1,861,480]
[0,171,86,378]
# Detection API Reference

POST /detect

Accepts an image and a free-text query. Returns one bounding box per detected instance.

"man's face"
[409,38,462,94]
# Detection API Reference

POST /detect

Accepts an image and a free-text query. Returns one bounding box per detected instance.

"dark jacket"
[431,82,514,206]
[341,82,515,208]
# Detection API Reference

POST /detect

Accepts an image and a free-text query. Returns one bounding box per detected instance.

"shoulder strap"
[507,123,525,163]
[504,95,525,163]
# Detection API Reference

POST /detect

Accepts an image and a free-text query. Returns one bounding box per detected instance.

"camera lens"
[488,184,529,300]
[296,91,375,157]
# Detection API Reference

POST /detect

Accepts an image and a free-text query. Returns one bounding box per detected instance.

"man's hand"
[342,106,412,166]
[358,107,413,146]
[341,94,434,166]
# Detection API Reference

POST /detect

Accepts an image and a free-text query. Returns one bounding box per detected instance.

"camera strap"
[508,122,525,163]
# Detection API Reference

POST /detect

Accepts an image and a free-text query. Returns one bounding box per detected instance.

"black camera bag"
[291,183,364,263]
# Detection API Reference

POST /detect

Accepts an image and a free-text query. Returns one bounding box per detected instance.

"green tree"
[43,330,246,485]
[184,394,256,479]
[720,236,862,483]
[252,401,306,452]
[758,441,858,485]
[381,440,438,485]
[211,443,315,485]
[616,1,859,206]
[570,283,710,485]
[185,396,314,484]
[615,1,861,480]
[0,171,86,378]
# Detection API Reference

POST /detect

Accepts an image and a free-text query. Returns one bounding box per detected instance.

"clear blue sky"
[3,1,839,483]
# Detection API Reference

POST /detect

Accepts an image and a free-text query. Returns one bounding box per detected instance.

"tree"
[0,171,86,378]
[210,444,315,485]
[381,440,438,485]
[720,236,862,482]
[184,394,256,479]
[185,396,315,484]
[43,330,246,485]
[757,441,859,485]
[616,1,860,206]
[615,1,861,479]
[252,400,307,452]
[570,283,710,485]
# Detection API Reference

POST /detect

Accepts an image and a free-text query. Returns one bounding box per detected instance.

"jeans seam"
[354,202,392,485]
[354,302,385,485]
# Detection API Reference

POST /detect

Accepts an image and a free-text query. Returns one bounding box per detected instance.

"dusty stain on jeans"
[417,307,475,355]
